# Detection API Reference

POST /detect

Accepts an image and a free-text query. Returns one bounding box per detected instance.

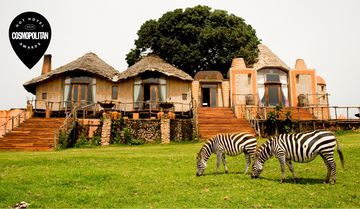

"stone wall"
[120,119,161,142]
[259,120,360,137]
[170,119,194,141]
[77,118,195,143]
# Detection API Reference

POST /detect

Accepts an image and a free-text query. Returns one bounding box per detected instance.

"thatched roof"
[23,52,120,94]
[249,44,290,70]
[118,54,193,81]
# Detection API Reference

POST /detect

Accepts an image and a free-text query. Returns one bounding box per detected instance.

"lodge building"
[23,44,329,122]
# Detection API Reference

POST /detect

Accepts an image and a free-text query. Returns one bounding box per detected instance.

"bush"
[74,133,89,148]
[57,131,69,150]
[90,135,101,146]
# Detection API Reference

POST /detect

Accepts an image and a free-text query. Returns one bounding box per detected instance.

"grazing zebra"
[251,130,345,185]
[196,132,258,177]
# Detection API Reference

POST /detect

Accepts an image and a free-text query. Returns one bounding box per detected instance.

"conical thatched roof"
[23,52,120,94]
[249,44,290,70]
[118,54,193,81]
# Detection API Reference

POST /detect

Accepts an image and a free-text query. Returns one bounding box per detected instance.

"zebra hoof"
[225,171,228,174]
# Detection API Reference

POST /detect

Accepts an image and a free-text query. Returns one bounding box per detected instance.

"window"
[257,69,289,107]
[42,93,47,100]
[257,69,288,83]
[112,86,118,100]
[182,94,187,100]
[73,76,89,82]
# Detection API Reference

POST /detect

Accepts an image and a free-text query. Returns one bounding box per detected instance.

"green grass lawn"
[0,132,359,208]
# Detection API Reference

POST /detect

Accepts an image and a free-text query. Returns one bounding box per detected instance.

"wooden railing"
[245,107,260,137]
[27,99,192,115]
[0,109,32,138]
[260,106,360,121]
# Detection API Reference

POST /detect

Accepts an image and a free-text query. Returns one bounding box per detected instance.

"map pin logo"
[9,11,51,69]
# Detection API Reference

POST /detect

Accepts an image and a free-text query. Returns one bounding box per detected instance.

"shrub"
[74,133,89,148]
[90,135,101,146]
[57,130,69,150]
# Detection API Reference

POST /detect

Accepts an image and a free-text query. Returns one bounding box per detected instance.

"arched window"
[257,69,289,107]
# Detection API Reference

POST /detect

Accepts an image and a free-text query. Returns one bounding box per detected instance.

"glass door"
[210,88,217,107]
[150,85,158,108]
[201,87,217,107]
[72,84,87,108]
[266,85,281,106]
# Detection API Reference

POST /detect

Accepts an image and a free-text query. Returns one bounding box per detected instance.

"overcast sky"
[1,0,359,117]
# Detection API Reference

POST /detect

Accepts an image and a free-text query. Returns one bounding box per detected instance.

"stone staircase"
[198,107,256,139]
[0,117,65,151]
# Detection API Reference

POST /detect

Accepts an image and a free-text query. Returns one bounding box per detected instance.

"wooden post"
[54,131,57,149]
[313,120,316,130]
[335,107,337,120]
[11,117,14,131]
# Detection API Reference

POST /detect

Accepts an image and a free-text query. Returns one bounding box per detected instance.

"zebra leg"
[320,154,333,184]
[244,152,251,174]
[285,160,297,184]
[322,154,337,185]
[278,156,286,184]
[330,161,337,185]
[215,151,222,175]
[221,154,228,174]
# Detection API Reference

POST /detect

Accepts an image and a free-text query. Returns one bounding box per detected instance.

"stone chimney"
[295,59,307,69]
[231,58,247,68]
[41,54,52,75]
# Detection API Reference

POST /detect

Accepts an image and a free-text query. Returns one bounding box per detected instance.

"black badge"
[9,11,51,69]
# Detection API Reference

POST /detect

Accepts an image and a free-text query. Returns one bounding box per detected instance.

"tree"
[126,5,261,77]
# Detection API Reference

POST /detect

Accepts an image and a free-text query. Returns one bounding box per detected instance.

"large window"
[64,75,96,108]
[257,69,289,106]
[133,73,167,109]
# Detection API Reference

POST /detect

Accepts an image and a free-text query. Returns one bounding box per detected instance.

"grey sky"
[1,0,359,116]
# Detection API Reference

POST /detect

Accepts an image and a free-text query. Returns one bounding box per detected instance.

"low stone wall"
[120,119,161,142]
[76,118,195,144]
[258,120,360,137]
[170,119,194,141]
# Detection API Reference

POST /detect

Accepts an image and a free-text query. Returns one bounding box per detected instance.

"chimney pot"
[41,54,52,75]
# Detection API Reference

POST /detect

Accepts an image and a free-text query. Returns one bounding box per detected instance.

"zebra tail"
[335,137,345,168]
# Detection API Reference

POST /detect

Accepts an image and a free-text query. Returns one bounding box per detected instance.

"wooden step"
[0,117,65,151]
[198,107,255,139]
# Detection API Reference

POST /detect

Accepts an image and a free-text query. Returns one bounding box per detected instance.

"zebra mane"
[197,139,212,159]
[254,136,275,159]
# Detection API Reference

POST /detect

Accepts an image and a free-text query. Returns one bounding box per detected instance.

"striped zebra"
[196,132,258,177]
[251,130,345,185]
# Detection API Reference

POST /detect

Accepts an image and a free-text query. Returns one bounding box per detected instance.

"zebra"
[196,132,258,177]
[251,130,345,185]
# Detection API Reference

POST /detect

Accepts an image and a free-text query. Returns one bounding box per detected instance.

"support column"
[161,114,170,143]
[101,113,111,146]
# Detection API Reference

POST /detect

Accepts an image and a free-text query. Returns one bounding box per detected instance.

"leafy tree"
[126,5,261,77]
